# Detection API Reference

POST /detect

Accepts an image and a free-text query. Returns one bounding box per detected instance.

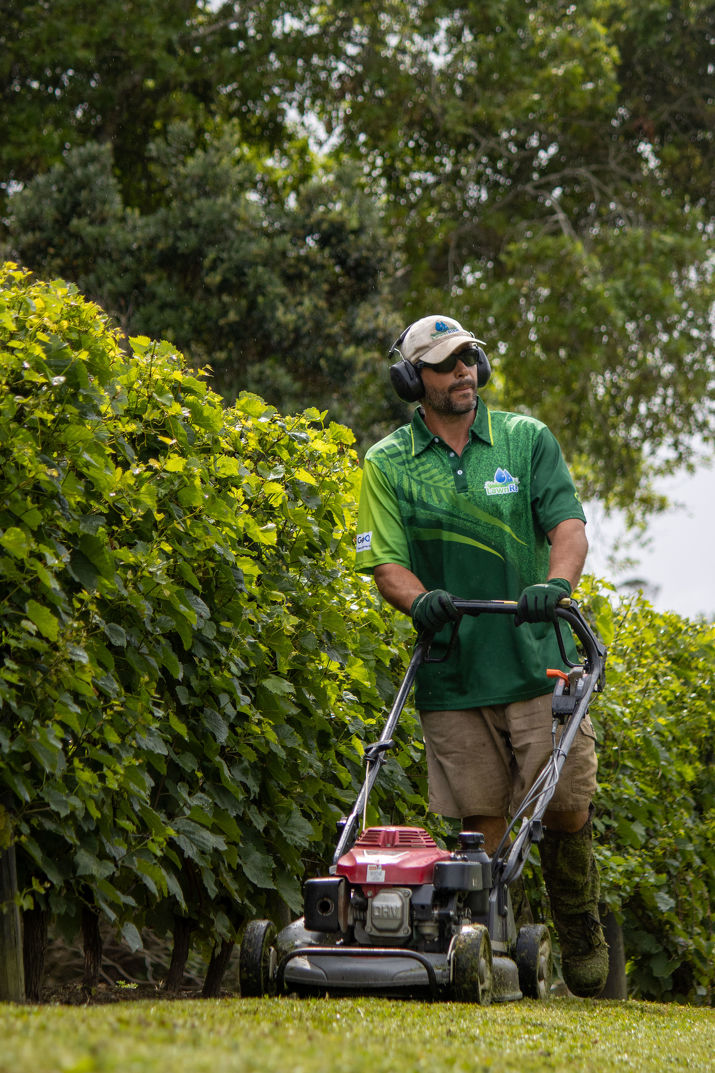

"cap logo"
[432,321,459,338]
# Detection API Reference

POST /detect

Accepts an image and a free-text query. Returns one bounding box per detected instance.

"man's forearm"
[373,563,426,615]
[546,519,589,589]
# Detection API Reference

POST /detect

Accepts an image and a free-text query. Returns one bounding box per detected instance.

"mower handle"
[331,597,606,869]
[446,597,607,676]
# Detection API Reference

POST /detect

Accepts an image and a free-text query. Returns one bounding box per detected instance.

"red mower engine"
[303,826,492,951]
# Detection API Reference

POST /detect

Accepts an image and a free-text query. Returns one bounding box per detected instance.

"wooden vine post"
[0,824,25,1001]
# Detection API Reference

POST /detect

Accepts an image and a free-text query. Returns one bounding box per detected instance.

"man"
[355,314,608,998]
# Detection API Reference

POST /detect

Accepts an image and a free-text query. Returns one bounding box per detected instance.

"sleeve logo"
[356,531,372,552]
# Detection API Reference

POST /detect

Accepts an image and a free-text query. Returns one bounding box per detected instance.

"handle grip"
[425,597,607,677]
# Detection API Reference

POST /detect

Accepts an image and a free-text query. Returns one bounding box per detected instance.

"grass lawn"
[0,995,713,1073]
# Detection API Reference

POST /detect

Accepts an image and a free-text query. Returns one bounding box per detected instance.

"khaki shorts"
[419,693,598,819]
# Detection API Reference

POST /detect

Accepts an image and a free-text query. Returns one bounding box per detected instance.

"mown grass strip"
[1,996,713,1073]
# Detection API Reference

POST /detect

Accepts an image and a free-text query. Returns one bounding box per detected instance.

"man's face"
[420,346,479,416]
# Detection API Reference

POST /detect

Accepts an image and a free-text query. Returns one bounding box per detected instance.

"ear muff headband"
[388,324,491,402]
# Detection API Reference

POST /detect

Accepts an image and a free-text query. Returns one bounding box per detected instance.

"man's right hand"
[410,589,461,632]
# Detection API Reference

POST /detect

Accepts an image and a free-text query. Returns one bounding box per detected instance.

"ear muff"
[388,323,425,402]
[473,346,492,389]
[389,357,425,402]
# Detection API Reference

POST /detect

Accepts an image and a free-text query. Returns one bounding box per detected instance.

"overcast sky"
[585,462,715,622]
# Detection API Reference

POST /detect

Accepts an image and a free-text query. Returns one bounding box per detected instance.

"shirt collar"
[410,399,493,456]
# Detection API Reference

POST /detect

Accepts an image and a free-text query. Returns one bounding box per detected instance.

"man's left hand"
[515,578,572,624]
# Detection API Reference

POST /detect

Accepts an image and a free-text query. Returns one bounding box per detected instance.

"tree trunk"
[0,842,25,1002]
[202,938,235,998]
[81,902,103,993]
[164,915,193,993]
[22,905,49,1002]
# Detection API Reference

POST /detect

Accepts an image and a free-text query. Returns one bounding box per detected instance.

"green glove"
[515,578,572,624]
[410,589,461,633]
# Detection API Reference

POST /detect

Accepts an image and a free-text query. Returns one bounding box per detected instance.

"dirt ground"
[33,928,239,1005]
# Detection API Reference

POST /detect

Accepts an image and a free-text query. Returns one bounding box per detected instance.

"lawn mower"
[238,598,607,1004]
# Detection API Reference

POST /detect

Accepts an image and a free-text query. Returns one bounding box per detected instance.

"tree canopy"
[2,0,713,516]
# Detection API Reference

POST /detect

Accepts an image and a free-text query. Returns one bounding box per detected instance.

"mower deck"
[275,919,523,1002]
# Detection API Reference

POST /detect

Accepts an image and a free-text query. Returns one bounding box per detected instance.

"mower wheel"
[451,924,493,1005]
[515,924,553,1000]
[239,919,278,997]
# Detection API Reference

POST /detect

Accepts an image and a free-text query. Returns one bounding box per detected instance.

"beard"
[422,377,478,416]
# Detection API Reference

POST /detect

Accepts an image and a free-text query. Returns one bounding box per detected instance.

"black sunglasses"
[418,346,480,375]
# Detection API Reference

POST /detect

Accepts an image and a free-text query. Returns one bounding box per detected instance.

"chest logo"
[484,468,520,496]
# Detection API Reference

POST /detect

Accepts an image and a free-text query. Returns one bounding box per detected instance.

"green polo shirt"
[355,402,586,710]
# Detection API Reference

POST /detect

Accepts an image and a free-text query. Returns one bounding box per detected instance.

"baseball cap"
[399,315,485,366]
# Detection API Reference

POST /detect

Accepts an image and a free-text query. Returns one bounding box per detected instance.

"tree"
[5,131,403,436]
[292,0,714,515]
[0,0,310,210]
[2,0,712,514]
